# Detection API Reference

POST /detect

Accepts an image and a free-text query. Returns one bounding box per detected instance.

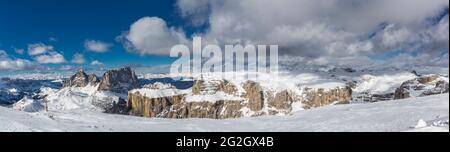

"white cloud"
[0,50,8,59]
[84,40,112,53]
[119,17,189,56]
[71,53,86,64]
[34,52,66,64]
[175,0,448,64]
[0,50,37,70]
[0,59,36,70]
[91,60,104,66]
[27,43,54,56]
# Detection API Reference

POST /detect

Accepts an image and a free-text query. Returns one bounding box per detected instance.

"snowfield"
[0,93,448,132]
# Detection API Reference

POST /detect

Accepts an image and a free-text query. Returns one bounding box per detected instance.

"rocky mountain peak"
[63,69,98,88]
[98,67,139,93]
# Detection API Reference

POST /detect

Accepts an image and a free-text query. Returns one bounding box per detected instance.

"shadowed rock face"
[63,69,98,88]
[98,67,139,93]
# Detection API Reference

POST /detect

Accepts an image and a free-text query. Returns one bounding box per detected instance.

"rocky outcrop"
[394,75,449,100]
[88,74,99,85]
[98,67,139,93]
[173,101,242,119]
[127,91,242,119]
[63,69,98,87]
[192,79,237,95]
[128,91,182,117]
[1,79,60,104]
[354,74,449,102]
[127,78,354,119]
[243,81,264,111]
[192,80,204,95]
[302,87,352,109]
[422,80,449,95]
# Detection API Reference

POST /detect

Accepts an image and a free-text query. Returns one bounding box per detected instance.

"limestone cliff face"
[127,79,354,119]
[127,91,242,119]
[63,69,98,88]
[302,87,352,109]
[98,67,139,93]
[87,74,99,85]
[243,81,264,111]
[128,91,182,117]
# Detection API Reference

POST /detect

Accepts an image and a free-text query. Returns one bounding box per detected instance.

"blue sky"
[0,0,194,69]
[0,0,448,74]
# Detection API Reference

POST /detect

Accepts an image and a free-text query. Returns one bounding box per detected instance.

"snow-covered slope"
[1,93,447,132]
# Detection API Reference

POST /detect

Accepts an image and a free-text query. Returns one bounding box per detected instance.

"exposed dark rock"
[267,90,293,111]
[127,91,242,119]
[88,74,99,85]
[63,69,98,88]
[243,81,264,111]
[411,70,420,76]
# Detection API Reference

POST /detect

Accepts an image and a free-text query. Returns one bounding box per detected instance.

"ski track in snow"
[0,94,448,132]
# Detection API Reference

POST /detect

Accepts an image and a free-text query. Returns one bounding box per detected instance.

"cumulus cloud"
[118,17,189,56]
[71,53,86,64]
[0,50,37,70]
[27,43,54,56]
[34,52,66,64]
[91,60,104,66]
[174,0,448,66]
[84,40,112,53]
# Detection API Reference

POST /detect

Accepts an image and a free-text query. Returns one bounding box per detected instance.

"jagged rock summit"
[98,67,139,93]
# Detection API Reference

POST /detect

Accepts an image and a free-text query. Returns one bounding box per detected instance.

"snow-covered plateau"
[0,66,448,132]
[0,93,448,132]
